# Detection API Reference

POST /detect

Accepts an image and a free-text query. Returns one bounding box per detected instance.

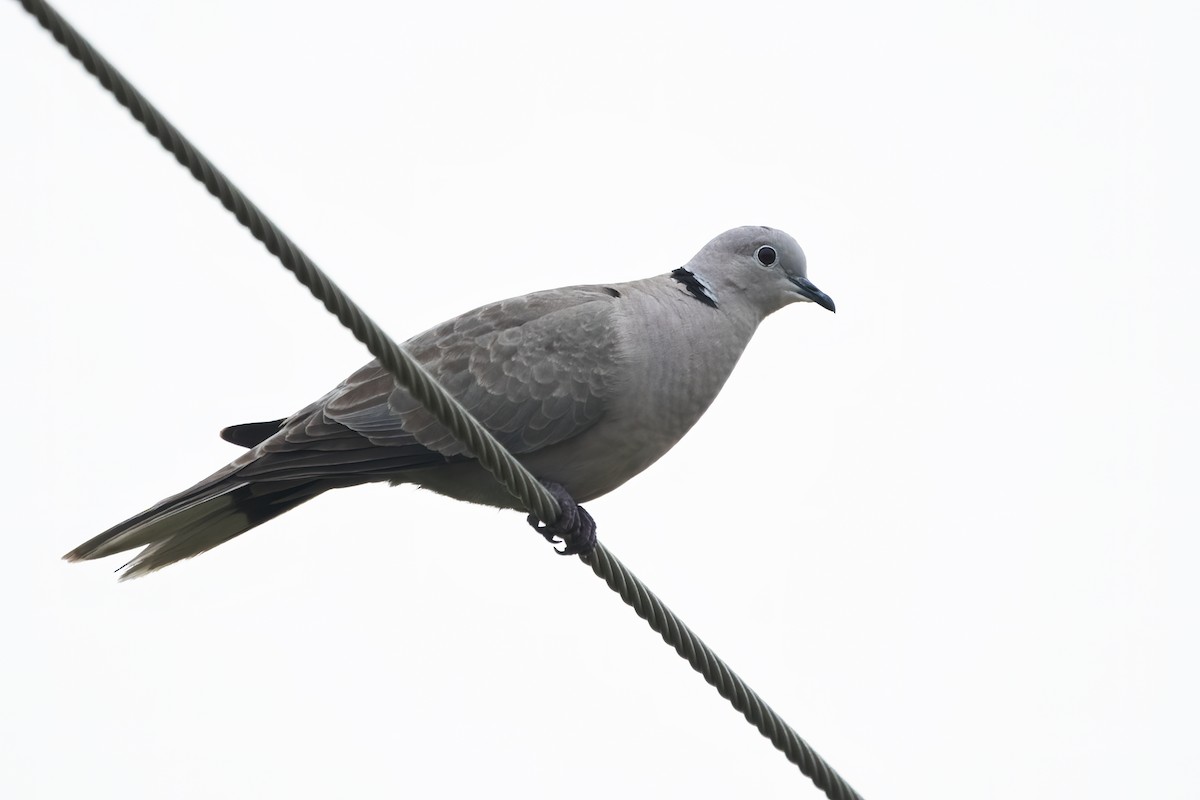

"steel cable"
[15,3,864,797]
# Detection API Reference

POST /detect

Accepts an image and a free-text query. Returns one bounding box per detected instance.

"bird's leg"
[527,481,597,557]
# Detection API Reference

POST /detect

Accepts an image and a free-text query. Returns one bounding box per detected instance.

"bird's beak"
[789,276,836,313]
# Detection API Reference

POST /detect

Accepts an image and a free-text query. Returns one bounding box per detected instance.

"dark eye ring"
[755,245,777,267]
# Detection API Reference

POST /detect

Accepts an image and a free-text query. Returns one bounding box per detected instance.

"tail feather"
[220,419,287,448]
[65,480,327,579]
[64,483,248,562]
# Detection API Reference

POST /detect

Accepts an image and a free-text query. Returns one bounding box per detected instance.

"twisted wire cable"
[582,546,861,798]
[15,2,864,798]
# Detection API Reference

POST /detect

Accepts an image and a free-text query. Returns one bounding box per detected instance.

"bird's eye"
[755,245,777,267]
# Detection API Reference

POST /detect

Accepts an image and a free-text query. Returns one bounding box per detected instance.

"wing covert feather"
[320,285,624,458]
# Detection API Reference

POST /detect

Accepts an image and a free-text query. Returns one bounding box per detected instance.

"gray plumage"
[64,226,835,579]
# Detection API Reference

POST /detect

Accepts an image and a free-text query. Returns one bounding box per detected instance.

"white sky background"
[2,1,1197,797]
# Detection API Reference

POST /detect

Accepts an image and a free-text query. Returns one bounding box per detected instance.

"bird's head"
[678,226,835,319]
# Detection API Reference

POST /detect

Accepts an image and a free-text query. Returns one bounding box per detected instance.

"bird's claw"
[527,481,597,557]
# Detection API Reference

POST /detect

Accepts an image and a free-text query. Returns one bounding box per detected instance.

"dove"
[64,226,834,578]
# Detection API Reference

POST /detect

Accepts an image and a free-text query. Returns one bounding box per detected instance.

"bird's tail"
[63,477,327,580]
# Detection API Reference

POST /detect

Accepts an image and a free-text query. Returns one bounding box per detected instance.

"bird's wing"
[63,285,626,571]
[234,285,625,483]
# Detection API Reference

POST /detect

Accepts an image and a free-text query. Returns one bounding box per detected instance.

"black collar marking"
[671,267,718,308]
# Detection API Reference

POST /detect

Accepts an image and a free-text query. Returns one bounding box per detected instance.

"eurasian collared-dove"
[65,226,834,578]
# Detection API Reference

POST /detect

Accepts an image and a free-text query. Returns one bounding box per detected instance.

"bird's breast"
[540,288,759,501]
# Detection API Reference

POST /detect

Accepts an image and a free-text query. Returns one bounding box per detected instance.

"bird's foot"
[527,481,597,557]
